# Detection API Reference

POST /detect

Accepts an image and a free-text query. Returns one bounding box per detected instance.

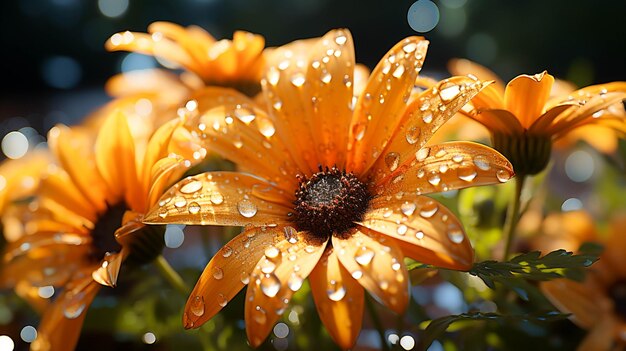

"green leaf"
[468,249,598,300]
[416,311,569,351]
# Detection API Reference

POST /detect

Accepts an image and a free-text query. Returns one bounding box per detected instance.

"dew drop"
[473,155,490,171]
[447,225,464,243]
[287,274,304,292]
[261,259,277,274]
[452,154,464,163]
[237,199,258,218]
[438,82,461,102]
[240,272,250,285]
[265,245,280,259]
[283,226,299,244]
[355,247,375,265]
[385,152,400,172]
[457,163,477,182]
[174,196,187,208]
[63,302,86,319]
[261,273,281,297]
[234,106,256,124]
[400,202,416,216]
[190,296,205,316]
[188,202,201,214]
[496,169,511,183]
[352,122,367,141]
[254,306,267,324]
[327,282,346,301]
[267,67,280,85]
[403,42,417,53]
[217,293,228,307]
[415,147,430,162]
[351,270,363,279]
[396,224,408,236]
[290,73,306,87]
[405,126,421,145]
[320,71,332,84]
[422,112,433,123]
[392,65,405,78]
[334,34,347,45]
[222,246,233,258]
[258,119,276,137]
[427,172,441,186]
[391,262,402,271]
[213,267,224,280]
[210,192,224,205]
[419,201,438,218]
[180,179,203,194]
[415,231,425,239]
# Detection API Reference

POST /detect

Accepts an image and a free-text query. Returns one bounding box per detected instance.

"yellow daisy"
[448,59,626,175]
[0,111,189,351]
[144,29,514,349]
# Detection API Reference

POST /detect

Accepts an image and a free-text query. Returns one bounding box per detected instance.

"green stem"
[502,175,526,261]
[154,255,190,296]
[365,295,390,351]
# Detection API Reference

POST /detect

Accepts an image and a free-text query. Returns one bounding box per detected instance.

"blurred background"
[0,0,625,350]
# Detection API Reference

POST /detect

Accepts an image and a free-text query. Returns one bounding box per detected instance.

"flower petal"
[30,276,100,351]
[39,169,97,223]
[467,109,524,135]
[300,29,356,167]
[372,141,514,196]
[309,248,364,350]
[577,317,618,351]
[366,76,488,183]
[148,22,211,69]
[245,232,327,347]
[359,194,474,270]
[447,58,506,94]
[144,172,293,226]
[47,125,109,212]
[91,248,128,287]
[332,228,409,314]
[504,72,555,128]
[95,111,142,211]
[183,226,282,329]
[147,155,192,209]
[183,87,304,188]
[540,279,609,330]
[347,37,429,175]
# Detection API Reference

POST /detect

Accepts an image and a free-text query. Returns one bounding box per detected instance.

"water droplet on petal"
[385,152,400,172]
[400,202,416,216]
[496,169,511,183]
[420,201,438,218]
[355,247,375,265]
[217,293,228,307]
[427,172,441,186]
[335,34,347,45]
[438,82,461,102]
[447,225,464,243]
[415,231,425,239]
[457,163,477,182]
[213,267,224,280]
[240,272,250,285]
[396,224,408,236]
[174,196,187,208]
[405,126,421,145]
[288,274,303,292]
[237,199,258,218]
[473,155,490,171]
[265,245,280,259]
[327,281,346,301]
[188,202,201,214]
[222,246,233,258]
[351,270,363,279]
[261,259,277,274]
[422,112,433,123]
[320,71,332,84]
[260,273,281,297]
[180,179,203,194]
[416,147,430,162]
[254,306,267,324]
[258,119,276,138]
[234,106,256,124]
[352,122,367,141]
[190,296,205,316]
[210,192,224,205]
[452,154,464,163]
[63,302,86,319]
[290,73,306,87]
[392,65,405,78]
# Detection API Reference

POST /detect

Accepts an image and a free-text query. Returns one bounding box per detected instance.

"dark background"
[1,0,625,143]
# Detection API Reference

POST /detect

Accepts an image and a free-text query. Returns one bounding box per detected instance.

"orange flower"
[144,29,514,349]
[105,22,268,98]
[448,59,626,174]
[0,112,189,351]
[540,212,626,351]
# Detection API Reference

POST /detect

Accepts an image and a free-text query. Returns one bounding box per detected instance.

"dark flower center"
[292,166,371,241]
[90,203,125,261]
[609,280,626,320]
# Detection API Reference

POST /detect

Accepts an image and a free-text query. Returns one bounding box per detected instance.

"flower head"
[145,29,514,348]
[105,22,267,97]
[540,212,626,351]
[448,59,626,175]
[0,111,189,351]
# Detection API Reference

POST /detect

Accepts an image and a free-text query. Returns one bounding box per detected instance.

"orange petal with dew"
[148,22,210,68]
[30,276,100,351]
[366,76,488,183]
[359,194,474,270]
[332,228,409,314]
[47,125,109,213]
[147,155,192,209]
[183,87,304,188]
[448,58,506,94]
[245,232,327,347]
[548,91,626,137]
[183,226,283,329]
[372,141,514,197]
[347,37,429,175]
[91,248,128,287]
[232,31,265,78]
[140,119,180,205]
[95,111,142,211]
[503,72,555,128]
[39,170,97,223]
[468,109,524,135]
[309,248,364,350]
[144,172,293,226]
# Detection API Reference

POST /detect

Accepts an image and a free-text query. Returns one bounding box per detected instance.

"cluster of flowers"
[0,23,624,350]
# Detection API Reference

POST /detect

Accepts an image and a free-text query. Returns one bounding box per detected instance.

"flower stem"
[502,175,526,261]
[154,255,190,296]
[365,295,389,351]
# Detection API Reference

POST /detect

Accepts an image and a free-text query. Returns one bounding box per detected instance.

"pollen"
[292,166,371,241]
